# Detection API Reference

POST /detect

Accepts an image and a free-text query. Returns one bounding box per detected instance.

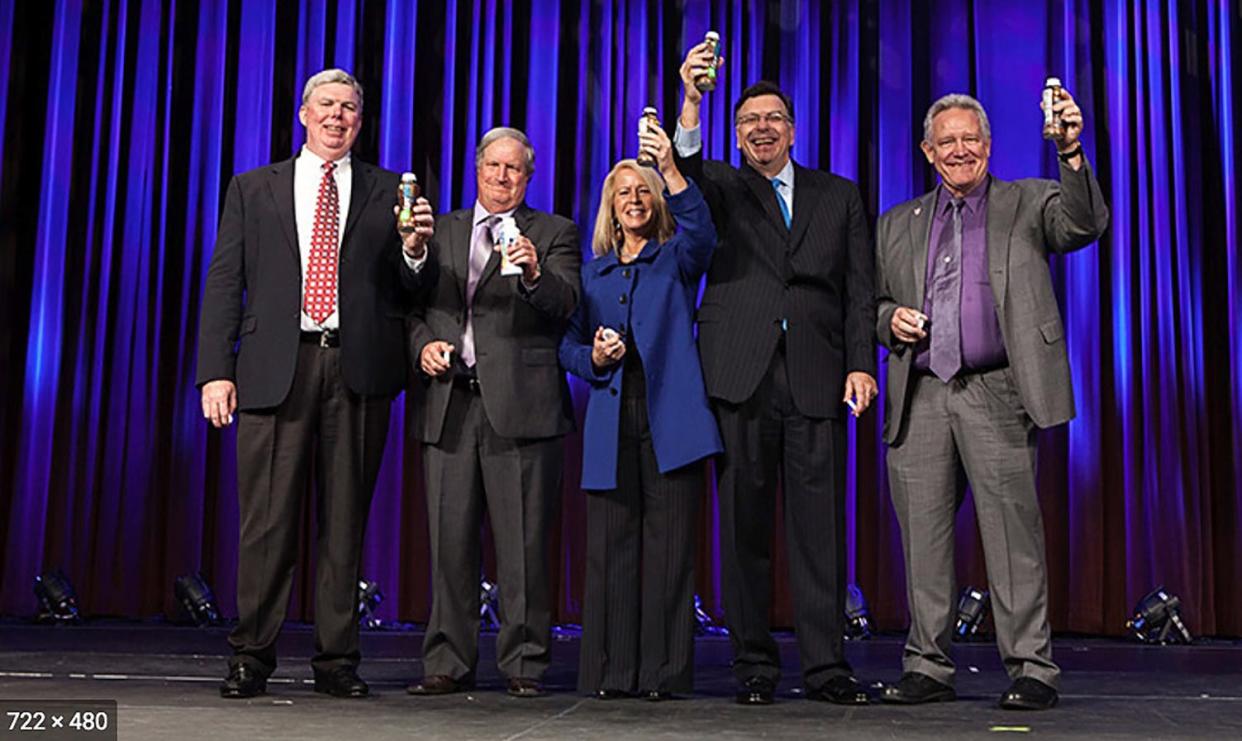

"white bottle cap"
[642,106,658,117]
[705,31,719,42]
[1045,77,1062,88]
[401,172,417,183]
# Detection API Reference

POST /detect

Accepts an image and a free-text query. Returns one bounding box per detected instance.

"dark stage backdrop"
[1,0,1239,637]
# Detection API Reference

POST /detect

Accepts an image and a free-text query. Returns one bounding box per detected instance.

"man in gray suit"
[875,91,1108,710]
[406,127,580,698]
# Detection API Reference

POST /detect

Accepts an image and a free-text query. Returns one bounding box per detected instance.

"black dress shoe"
[219,664,267,699]
[507,678,545,697]
[999,677,1058,710]
[594,689,631,700]
[407,674,471,695]
[313,666,369,698]
[735,676,776,705]
[807,675,870,705]
[644,690,673,702]
[880,672,956,704]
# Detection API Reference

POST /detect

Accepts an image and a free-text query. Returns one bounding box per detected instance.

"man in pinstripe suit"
[673,45,878,705]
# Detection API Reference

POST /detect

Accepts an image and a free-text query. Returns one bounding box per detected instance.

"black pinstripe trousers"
[578,359,702,695]
[713,345,852,690]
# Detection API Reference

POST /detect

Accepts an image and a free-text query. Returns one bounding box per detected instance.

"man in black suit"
[196,68,436,699]
[673,45,877,705]
[405,127,580,698]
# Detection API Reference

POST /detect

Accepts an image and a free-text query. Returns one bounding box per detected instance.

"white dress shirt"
[295,146,351,331]
[294,146,426,331]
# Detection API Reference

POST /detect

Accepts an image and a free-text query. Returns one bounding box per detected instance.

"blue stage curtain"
[1,0,1239,637]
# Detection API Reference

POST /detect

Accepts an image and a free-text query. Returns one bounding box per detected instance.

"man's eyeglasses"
[735,111,791,127]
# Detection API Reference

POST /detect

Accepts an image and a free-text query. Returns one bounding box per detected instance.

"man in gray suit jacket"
[875,91,1108,711]
[405,127,580,698]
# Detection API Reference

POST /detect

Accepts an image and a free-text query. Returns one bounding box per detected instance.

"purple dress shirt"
[914,179,1009,372]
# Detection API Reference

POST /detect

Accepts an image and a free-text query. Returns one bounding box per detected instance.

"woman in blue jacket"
[559,124,721,700]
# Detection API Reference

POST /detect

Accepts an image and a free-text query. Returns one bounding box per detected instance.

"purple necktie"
[929,199,964,383]
[460,215,497,367]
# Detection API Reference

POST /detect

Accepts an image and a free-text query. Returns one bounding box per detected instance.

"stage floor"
[1,621,1239,740]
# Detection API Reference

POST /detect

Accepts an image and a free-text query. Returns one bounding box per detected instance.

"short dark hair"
[733,81,794,124]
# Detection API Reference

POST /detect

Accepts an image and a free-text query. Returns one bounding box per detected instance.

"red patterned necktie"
[304,160,340,324]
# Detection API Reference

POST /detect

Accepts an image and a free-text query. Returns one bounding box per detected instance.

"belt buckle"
[320,329,337,348]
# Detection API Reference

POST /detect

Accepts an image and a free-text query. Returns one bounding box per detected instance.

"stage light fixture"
[693,594,728,636]
[480,578,501,631]
[33,569,81,623]
[954,586,990,640]
[357,579,384,629]
[844,583,873,640]
[174,573,221,626]
[1125,586,1194,644]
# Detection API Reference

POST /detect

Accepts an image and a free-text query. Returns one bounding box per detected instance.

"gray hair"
[922,93,991,144]
[476,127,536,174]
[301,68,364,109]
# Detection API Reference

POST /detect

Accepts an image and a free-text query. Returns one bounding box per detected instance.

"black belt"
[453,374,481,393]
[300,329,339,348]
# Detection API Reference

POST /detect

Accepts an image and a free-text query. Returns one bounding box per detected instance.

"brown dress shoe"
[407,674,470,695]
[507,678,545,697]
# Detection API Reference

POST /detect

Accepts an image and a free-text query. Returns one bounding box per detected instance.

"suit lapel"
[986,177,1019,315]
[909,190,938,308]
[266,158,299,262]
[342,159,375,252]
[740,163,788,236]
[788,164,817,252]
[451,209,473,303]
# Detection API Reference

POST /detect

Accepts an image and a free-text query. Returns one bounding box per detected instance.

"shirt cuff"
[403,248,428,272]
[673,123,702,158]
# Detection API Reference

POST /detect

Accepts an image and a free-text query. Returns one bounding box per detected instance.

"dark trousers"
[230,341,392,675]
[420,383,563,681]
[713,347,851,689]
[578,372,702,695]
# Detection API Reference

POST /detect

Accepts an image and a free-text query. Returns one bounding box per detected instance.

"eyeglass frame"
[734,111,794,128]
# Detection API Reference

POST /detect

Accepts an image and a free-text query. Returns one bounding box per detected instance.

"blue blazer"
[559,182,723,490]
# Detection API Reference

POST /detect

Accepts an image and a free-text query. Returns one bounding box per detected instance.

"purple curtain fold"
[1,0,1239,637]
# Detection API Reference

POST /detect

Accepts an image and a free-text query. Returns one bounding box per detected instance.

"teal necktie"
[771,178,791,229]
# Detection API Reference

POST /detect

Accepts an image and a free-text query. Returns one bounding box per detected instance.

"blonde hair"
[591,160,677,257]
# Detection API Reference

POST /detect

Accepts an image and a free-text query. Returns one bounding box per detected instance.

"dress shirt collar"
[298,145,351,174]
[472,200,518,227]
[936,174,988,217]
[771,159,795,189]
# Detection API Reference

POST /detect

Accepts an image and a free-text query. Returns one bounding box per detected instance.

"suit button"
[619,294,627,305]
[609,387,618,396]
[622,268,631,279]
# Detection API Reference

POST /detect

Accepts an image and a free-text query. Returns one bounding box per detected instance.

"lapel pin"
[914,207,922,216]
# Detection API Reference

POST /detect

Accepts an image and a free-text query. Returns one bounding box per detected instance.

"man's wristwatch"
[1058,145,1084,163]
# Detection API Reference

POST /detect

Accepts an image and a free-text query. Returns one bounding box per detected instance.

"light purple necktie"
[929,199,964,383]
[460,215,497,367]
